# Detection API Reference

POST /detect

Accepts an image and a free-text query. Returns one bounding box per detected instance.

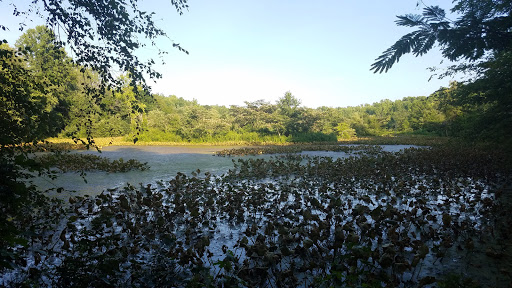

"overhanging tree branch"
[2,0,189,91]
[371,1,512,74]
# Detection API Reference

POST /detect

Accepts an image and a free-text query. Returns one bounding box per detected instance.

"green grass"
[46,134,456,149]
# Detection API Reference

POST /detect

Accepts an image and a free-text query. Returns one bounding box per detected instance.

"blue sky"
[1,0,459,108]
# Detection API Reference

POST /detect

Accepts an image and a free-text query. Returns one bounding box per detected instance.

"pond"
[34,145,239,197]
[35,144,419,197]
[10,144,509,287]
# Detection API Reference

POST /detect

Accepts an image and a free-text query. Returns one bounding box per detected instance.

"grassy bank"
[45,134,454,150]
[46,137,287,148]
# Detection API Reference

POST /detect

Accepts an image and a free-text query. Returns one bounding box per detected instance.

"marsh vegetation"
[2,144,511,287]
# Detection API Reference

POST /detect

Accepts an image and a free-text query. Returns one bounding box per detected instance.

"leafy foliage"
[0,44,46,144]
[2,0,189,91]
[371,6,450,73]
[0,0,189,270]
[6,24,506,146]
[371,0,512,142]
[371,1,512,73]
[14,26,80,137]
[0,44,64,272]
[3,30,495,144]
[1,1,511,285]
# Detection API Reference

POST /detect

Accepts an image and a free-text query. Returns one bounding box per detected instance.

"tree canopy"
[371,0,512,74]
[0,0,190,274]
[371,0,512,140]
[2,0,189,90]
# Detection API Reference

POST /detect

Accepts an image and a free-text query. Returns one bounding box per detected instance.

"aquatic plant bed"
[215,144,384,156]
[2,146,511,287]
[33,153,149,173]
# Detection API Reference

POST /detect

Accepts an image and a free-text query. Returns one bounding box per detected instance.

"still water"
[34,145,417,197]
[34,146,237,197]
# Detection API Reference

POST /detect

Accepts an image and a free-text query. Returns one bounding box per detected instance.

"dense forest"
[3,26,510,146]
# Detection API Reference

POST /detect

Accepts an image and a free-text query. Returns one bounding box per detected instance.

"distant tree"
[335,122,356,139]
[286,108,319,135]
[147,109,173,133]
[276,91,303,136]
[0,44,48,145]
[313,107,342,135]
[277,91,301,116]
[233,100,285,136]
[14,26,79,137]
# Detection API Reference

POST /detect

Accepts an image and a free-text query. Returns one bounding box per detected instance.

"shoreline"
[43,135,452,150]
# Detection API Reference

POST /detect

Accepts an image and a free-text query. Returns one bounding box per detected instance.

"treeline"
[133,89,454,143]
[135,82,504,143]
[3,26,510,145]
[62,82,505,143]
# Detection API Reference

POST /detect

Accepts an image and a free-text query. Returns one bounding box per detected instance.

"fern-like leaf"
[423,6,446,22]
[396,14,424,27]
[371,6,454,73]
[371,31,423,73]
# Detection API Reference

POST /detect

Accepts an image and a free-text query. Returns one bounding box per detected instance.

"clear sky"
[1,0,459,108]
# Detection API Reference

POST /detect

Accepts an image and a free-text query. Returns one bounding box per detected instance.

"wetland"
[5,143,511,287]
